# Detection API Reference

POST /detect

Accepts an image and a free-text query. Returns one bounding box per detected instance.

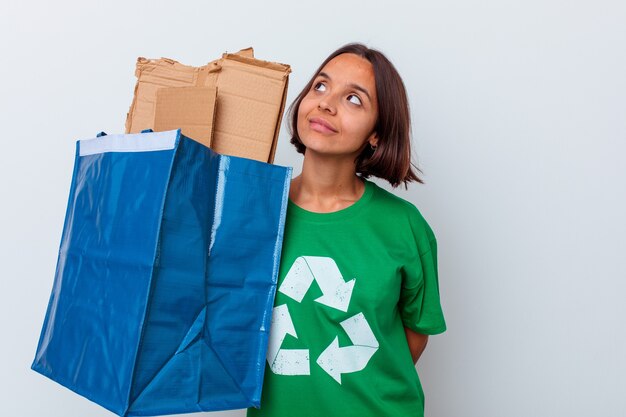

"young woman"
[248,43,446,417]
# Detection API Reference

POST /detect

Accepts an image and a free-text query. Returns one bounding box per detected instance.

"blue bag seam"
[253,166,292,402]
[125,129,182,414]
[200,145,221,407]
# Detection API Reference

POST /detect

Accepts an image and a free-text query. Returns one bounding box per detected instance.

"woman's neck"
[289,150,365,213]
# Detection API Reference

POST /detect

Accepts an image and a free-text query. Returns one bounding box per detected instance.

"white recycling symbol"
[266,256,379,384]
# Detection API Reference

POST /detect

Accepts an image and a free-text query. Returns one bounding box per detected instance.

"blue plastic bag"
[32,129,292,416]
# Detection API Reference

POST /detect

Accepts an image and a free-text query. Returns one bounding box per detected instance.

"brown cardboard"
[233,47,254,58]
[125,48,291,163]
[153,86,217,149]
[124,57,222,138]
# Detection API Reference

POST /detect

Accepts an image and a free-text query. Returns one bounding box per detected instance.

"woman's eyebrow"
[318,71,372,102]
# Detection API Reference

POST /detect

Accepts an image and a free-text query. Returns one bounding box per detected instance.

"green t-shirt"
[248,179,446,417]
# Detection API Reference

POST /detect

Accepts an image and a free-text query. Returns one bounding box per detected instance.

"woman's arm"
[404,327,429,364]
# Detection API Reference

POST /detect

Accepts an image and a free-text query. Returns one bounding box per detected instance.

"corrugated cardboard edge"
[230,47,254,58]
[268,76,290,164]
[209,86,219,149]
[222,52,291,74]
[124,57,144,134]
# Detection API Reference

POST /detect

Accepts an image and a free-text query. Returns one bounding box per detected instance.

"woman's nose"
[318,95,337,114]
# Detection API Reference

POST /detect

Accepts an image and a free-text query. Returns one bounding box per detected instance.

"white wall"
[1,1,624,416]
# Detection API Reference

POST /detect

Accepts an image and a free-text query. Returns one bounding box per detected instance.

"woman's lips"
[309,118,338,134]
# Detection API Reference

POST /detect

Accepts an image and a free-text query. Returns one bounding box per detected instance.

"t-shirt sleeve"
[398,213,447,335]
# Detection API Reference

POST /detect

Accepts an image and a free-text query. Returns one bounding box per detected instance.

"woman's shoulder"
[366,180,436,242]
[367,180,427,219]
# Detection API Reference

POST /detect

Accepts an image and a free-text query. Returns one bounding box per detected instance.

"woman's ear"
[368,131,379,148]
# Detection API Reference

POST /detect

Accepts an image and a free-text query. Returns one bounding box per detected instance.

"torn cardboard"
[125,48,291,163]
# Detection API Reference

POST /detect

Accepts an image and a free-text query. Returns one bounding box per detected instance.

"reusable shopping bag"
[32,129,292,416]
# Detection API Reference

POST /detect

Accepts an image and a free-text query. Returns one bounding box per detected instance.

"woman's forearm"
[404,327,429,364]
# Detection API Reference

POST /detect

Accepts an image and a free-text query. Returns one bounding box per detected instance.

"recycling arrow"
[316,312,379,384]
[266,304,309,375]
[267,256,378,383]
[279,256,355,312]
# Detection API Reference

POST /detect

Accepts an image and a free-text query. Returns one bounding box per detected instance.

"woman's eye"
[314,81,326,92]
[348,94,362,106]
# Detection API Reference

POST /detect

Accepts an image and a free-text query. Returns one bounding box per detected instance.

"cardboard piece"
[153,87,217,148]
[125,48,291,163]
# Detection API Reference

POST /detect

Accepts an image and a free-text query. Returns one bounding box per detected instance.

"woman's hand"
[404,327,429,364]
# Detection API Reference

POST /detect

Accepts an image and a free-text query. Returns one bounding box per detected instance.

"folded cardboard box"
[125,48,291,163]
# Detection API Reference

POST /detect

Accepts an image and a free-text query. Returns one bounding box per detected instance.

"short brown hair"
[287,43,423,188]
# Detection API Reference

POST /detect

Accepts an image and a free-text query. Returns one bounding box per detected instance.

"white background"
[1,1,625,416]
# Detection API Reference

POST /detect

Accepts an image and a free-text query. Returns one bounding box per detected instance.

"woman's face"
[297,53,379,158]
